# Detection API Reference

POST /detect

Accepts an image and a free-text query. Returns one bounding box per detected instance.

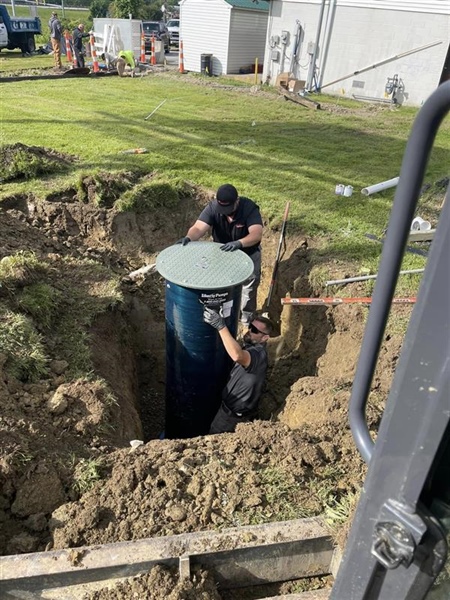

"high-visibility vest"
[118,50,136,69]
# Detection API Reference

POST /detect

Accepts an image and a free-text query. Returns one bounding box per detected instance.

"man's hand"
[220,241,242,252]
[203,307,225,331]
[176,236,191,246]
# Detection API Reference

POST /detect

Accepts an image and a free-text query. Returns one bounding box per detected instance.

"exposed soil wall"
[0,168,408,597]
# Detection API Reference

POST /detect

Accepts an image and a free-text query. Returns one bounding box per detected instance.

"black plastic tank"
[201,53,213,76]
[156,242,254,438]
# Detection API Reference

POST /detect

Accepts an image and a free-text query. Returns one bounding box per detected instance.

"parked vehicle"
[0,5,41,54]
[142,21,170,54]
[166,18,179,48]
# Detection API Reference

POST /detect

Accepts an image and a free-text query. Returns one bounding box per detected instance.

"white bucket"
[335,184,345,195]
[411,217,431,232]
[343,185,353,197]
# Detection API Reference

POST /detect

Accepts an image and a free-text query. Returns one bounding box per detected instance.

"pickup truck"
[0,5,41,54]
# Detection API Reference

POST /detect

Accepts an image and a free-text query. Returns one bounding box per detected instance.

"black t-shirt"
[198,196,263,256]
[222,343,268,415]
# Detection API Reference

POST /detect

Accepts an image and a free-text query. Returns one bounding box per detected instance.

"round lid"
[156,242,254,290]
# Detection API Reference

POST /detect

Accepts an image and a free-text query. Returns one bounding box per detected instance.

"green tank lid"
[156,242,254,290]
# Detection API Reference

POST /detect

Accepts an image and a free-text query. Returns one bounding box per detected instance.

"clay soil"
[0,155,408,598]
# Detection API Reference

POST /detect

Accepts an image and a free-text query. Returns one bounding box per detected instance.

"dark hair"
[252,316,274,337]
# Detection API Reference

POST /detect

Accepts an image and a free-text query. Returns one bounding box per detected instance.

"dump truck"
[0,5,41,54]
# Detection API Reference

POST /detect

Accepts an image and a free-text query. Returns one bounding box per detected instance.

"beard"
[243,332,257,345]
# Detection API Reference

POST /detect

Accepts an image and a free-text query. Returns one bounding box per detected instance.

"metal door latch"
[372,521,415,569]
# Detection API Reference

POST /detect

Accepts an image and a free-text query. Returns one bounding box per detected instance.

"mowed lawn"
[1,71,449,280]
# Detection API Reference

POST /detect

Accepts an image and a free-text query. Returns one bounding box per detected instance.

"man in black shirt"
[177,183,263,324]
[72,23,90,68]
[203,307,273,434]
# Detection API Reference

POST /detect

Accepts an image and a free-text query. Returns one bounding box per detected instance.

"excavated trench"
[0,177,406,598]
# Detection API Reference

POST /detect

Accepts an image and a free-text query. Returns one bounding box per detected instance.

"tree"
[113,0,143,19]
[90,0,111,19]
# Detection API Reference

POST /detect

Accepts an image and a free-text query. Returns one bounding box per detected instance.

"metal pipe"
[325,269,424,287]
[361,177,400,196]
[317,0,337,90]
[305,0,326,91]
[289,20,302,75]
[321,40,443,90]
[281,297,416,306]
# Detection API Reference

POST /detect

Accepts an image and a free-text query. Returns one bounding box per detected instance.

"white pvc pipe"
[361,177,399,196]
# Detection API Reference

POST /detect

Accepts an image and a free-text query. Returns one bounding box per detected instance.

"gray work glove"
[220,240,242,252]
[203,307,225,331]
[176,236,191,246]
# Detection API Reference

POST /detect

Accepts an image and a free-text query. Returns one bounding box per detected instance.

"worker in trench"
[177,184,263,325]
[203,307,273,433]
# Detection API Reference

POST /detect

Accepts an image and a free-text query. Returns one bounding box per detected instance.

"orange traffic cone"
[140,32,146,63]
[151,34,156,65]
[179,40,185,74]
[64,31,73,64]
[90,33,100,73]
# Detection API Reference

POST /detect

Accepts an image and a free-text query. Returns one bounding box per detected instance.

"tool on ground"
[365,233,429,257]
[325,269,424,287]
[120,148,148,154]
[281,296,416,306]
[263,201,290,317]
[144,99,167,120]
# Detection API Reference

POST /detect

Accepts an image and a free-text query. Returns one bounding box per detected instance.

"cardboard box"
[276,72,290,89]
[288,78,306,94]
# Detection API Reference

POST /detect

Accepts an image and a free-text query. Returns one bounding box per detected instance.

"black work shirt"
[198,196,263,256]
[222,343,268,415]
[72,28,89,51]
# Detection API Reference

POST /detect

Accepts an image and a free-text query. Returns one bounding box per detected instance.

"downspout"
[289,19,302,76]
[305,0,326,91]
[317,0,337,90]
[264,1,275,84]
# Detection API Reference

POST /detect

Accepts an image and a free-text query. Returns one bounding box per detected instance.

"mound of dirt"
[0,143,75,182]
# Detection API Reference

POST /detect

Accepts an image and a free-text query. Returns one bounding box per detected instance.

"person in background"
[203,307,273,434]
[48,12,62,69]
[177,184,263,325]
[116,50,137,77]
[72,23,90,68]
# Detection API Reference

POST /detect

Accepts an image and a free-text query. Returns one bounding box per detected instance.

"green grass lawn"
[1,72,448,281]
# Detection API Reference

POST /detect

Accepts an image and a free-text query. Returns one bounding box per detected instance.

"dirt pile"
[0,157,408,597]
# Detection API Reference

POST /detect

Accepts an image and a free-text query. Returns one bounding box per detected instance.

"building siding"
[263,0,450,105]
[179,0,231,75]
[227,9,269,73]
[273,0,450,15]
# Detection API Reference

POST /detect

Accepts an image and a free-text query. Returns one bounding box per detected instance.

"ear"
[261,333,269,342]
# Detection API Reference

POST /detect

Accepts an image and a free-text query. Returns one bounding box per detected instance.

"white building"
[263,0,450,106]
[179,0,269,75]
